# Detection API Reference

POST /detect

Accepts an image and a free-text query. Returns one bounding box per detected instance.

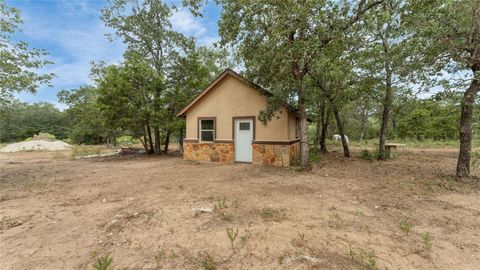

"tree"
[407,0,480,177]
[0,2,54,102]
[358,0,415,159]
[162,46,229,153]
[58,86,112,144]
[102,0,192,154]
[0,99,67,142]
[217,0,381,168]
[93,52,159,153]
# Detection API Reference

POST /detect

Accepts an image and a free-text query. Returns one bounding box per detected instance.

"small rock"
[192,206,213,213]
[102,198,107,203]
[299,255,321,263]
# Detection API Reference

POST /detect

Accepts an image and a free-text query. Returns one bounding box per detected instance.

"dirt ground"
[1,146,479,270]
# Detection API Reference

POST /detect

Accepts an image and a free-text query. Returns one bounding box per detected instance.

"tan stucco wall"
[185,75,290,141]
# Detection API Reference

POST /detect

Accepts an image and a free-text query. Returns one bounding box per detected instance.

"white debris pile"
[0,140,72,152]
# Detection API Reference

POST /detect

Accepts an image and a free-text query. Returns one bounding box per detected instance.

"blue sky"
[8,0,221,109]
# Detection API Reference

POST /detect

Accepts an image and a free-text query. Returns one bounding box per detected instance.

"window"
[239,122,250,130]
[199,119,215,142]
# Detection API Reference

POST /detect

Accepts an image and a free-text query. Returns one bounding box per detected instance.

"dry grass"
[0,146,479,269]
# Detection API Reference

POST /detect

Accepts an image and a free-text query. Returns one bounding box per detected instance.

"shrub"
[348,247,378,270]
[308,148,322,163]
[71,145,102,157]
[472,151,480,173]
[359,149,378,160]
[24,132,57,141]
[421,232,432,251]
[399,218,414,235]
[93,255,112,270]
[116,135,139,146]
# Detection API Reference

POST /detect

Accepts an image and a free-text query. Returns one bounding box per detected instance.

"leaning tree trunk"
[140,133,149,153]
[333,105,350,157]
[456,78,480,177]
[320,105,330,153]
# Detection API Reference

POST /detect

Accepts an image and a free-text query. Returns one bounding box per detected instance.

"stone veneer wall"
[183,142,234,163]
[183,141,300,167]
[252,142,300,167]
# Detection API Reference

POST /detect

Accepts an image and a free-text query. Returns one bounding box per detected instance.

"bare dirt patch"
[0,147,479,269]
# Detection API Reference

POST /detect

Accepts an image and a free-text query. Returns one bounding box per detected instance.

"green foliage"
[24,132,57,141]
[0,100,67,142]
[217,0,382,166]
[359,149,379,161]
[58,86,112,144]
[399,218,414,235]
[260,208,273,220]
[198,252,216,270]
[0,2,54,102]
[348,247,379,270]
[214,198,228,210]
[308,148,322,163]
[472,151,480,173]
[226,227,239,251]
[71,145,103,157]
[93,255,112,270]
[421,232,432,251]
[116,135,138,146]
[396,98,460,141]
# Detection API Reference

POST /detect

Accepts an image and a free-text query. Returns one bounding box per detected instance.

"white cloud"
[170,8,207,35]
[21,13,125,87]
[11,1,125,108]
[170,7,219,46]
[13,1,221,108]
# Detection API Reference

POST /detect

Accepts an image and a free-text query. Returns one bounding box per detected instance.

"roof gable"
[176,69,271,117]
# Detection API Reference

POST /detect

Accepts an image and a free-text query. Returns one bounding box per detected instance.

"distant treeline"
[1,93,476,144]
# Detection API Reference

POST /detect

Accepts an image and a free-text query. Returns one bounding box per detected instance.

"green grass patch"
[71,145,104,157]
[348,139,480,149]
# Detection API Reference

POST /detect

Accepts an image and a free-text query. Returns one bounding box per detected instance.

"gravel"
[0,140,72,152]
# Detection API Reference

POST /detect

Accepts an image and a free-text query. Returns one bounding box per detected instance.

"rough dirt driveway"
[0,147,479,269]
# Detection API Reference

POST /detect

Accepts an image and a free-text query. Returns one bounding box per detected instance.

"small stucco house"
[177,69,300,166]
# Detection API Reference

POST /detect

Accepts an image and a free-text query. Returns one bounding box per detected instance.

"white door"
[234,119,253,162]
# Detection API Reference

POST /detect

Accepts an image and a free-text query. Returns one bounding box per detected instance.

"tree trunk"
[316,104,322,147]
[378,83,392,160]
[378,38,393,160]
[320,104,330,153]
[298,80,309,168]
[163,128,171,155]
[154,127,161,155]
[359,109,367,141]
[179,127,184,153]
[333,105,350,157]
[140,134,148,153]
[456,78,480,177]
[146,122,154,154]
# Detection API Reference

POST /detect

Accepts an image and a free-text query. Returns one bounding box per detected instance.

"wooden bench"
[374,143,406,158]
[384,143,406,158]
